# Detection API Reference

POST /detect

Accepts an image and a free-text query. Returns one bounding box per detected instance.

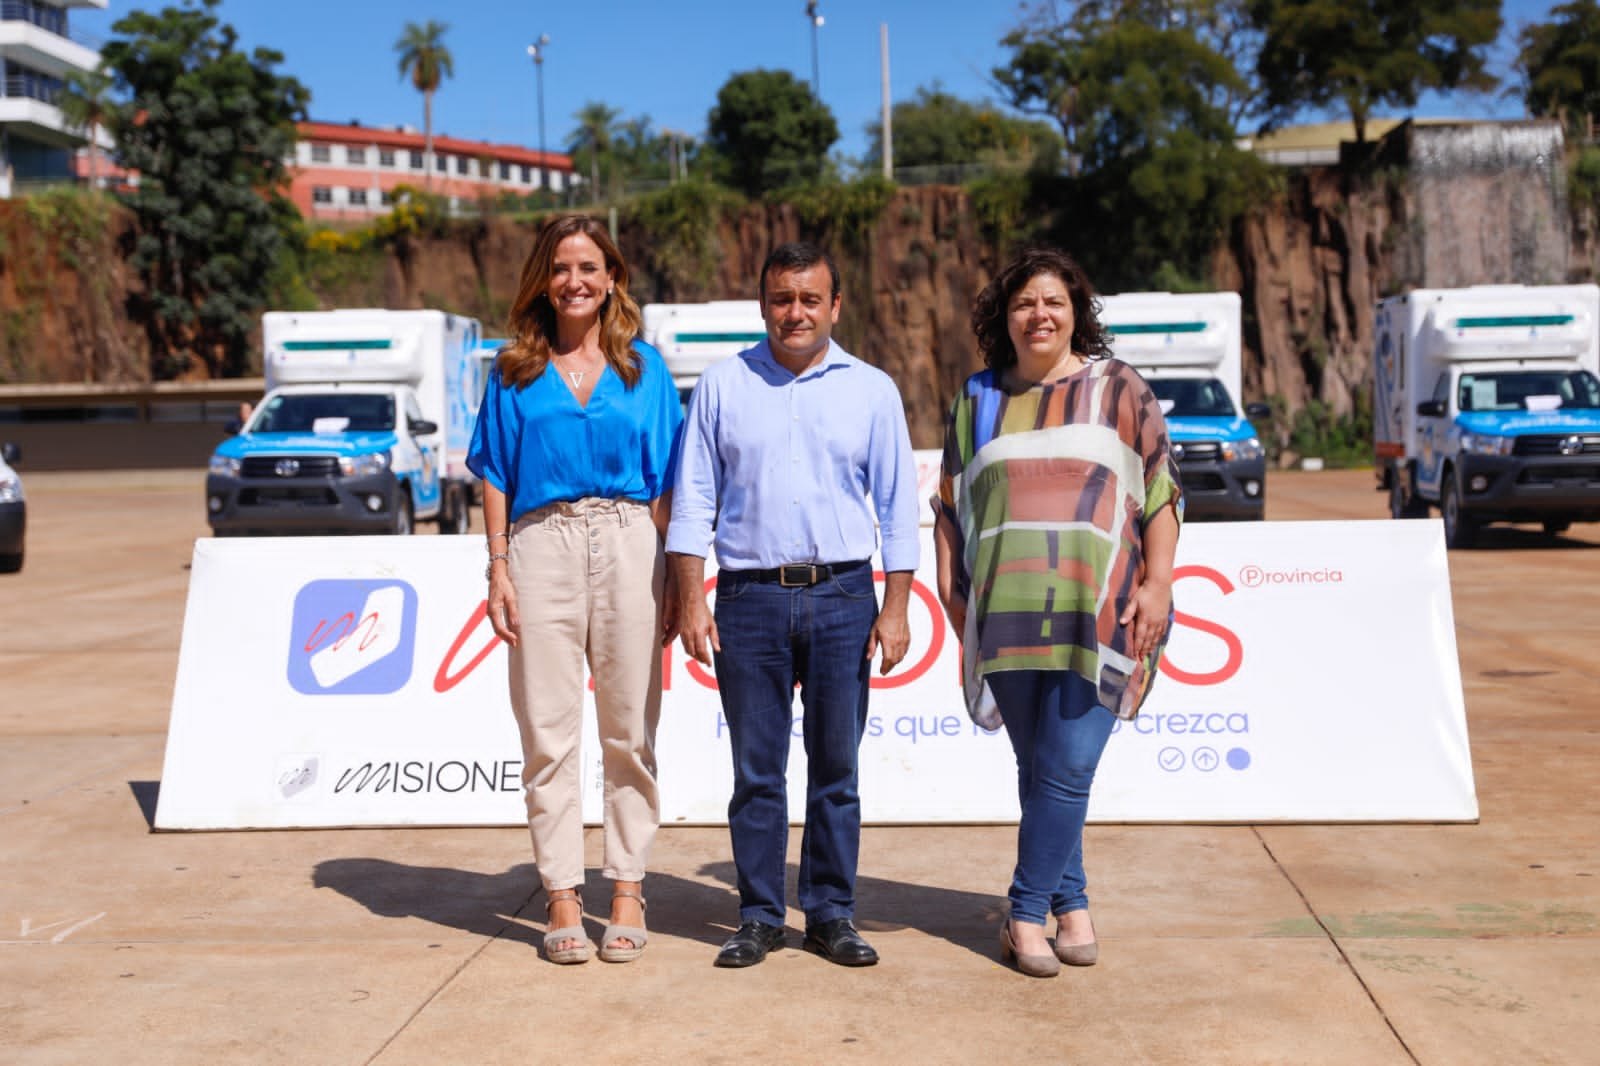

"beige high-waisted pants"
[507,496,664,890]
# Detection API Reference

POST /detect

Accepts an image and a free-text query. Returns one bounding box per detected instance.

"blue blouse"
[466,339,684,522]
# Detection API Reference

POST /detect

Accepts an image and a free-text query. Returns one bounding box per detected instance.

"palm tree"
[568,101,621,202]
[58,66,116,190]
[394,21,454,189]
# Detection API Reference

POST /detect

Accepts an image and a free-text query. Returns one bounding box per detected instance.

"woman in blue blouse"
[467,215,683,965]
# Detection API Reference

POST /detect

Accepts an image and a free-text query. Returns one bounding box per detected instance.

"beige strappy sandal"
[543,888,592,965]
[598,888,648,963]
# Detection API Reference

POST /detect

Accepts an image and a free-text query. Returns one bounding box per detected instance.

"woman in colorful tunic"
[933,247,1182,978]
[468,215,683,965]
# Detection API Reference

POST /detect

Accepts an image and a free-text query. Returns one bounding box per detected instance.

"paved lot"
[1,468,1596,1064]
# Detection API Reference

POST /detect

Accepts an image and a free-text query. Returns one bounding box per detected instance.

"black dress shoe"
[803,918,878,967]
[714,920,786,968]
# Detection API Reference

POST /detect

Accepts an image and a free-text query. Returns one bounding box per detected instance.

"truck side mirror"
[409,419,439,436]
[1,441,18,464]
[1416,400,1446,417]
[224,419,243,435]
[1244,402,1271,419]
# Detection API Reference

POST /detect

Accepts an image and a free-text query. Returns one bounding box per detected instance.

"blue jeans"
[712,563,878,928]
[987,670,1117,926]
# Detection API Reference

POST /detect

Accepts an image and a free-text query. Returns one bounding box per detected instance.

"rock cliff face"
[3,123,1580,454]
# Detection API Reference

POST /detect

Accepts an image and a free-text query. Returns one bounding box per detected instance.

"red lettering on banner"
[1161,564,1244,686]
[355,612,382,651]
[433,600,502,694]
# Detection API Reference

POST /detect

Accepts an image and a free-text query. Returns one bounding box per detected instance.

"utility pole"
[881,23,892,180]
[806,2,823,96]
[527,35,551,191]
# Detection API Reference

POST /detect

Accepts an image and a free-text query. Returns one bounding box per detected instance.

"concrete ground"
[1,468,1596,1065]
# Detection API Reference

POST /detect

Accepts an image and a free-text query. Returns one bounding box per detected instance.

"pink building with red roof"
[290,120,577,220]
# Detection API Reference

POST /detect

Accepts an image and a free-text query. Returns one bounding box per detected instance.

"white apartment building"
[0,0,106,198]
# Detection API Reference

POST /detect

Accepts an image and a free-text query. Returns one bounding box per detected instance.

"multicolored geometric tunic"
[936,358,1183,726]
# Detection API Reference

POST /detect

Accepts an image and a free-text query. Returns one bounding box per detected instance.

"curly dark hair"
[971,246,1111,372]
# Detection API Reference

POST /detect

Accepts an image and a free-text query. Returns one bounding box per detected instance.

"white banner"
[154,519,1476,829]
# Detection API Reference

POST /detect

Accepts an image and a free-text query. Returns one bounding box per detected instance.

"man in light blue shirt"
[667,242,920,969]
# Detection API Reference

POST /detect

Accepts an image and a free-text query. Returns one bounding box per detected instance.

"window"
[378,150,396,167]
[311,186,333,203]
[436,154,448,172]
[310,145,331,163]
[456,156,470,175]
[346,146,366,165]
[409,150,424,169]
[521,165,532,184]
[380,189,396,206]
[348,188,368,206]
[500,161,512,181]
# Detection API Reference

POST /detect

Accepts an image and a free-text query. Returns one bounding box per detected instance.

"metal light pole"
[527,35,550,192]
[805,2,823,96]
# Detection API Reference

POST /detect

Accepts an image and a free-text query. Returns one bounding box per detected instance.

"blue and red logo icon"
[288,579,419,695]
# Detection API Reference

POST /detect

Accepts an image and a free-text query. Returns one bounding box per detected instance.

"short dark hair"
[971,245,1111,372]
[759,242,840,301]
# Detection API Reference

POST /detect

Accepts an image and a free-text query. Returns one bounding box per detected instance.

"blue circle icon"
[1227,747,1251,770]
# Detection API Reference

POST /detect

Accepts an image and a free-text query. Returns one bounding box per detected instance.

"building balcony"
[0,11,101,78]
[0,93,84,147]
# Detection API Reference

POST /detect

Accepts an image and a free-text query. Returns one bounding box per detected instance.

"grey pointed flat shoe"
[1000,920,1060,978]
[1052,910,1098,966]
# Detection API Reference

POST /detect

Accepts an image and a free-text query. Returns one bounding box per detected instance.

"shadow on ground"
[310,856,1002,960]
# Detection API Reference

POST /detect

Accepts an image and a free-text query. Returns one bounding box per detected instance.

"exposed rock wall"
[2,125,1578,454]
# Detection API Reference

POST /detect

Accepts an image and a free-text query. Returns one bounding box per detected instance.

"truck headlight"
[0,475,20,503]
[1460,433,1513,457]
[208,455,241,477]
[339,451,391,477]
[1221,437,1265,461]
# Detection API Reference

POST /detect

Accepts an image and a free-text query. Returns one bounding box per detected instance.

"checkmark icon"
[1158,746,1185,772]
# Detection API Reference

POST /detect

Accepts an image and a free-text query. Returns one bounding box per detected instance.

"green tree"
[1251,0,1501,142]
[57,65,115,189]
[99,0,310,378]
[1517,1,1600,132]
[993,1,1272,288]
[707,69,839,195]
[567,101,621,201]
[865,86,1062,172]
[394,20,453,189]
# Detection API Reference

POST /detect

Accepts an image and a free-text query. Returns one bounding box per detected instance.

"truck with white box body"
[1376,284,1600,546]
[206,309,484,536]
[642,300,766,401]
[1101,291,1270,520]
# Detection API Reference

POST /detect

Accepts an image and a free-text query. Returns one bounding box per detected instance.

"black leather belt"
[724,559,870,587]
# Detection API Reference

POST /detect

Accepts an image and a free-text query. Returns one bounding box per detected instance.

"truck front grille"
[240,456,341,479]
[1172,442,1221,463]
[1513,434,1600,457]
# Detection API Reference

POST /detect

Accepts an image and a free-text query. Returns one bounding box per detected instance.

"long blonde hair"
[498,214,644,388]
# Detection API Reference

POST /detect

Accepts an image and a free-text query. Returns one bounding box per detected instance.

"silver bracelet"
[487,531,509,545]
[485,552,509,580]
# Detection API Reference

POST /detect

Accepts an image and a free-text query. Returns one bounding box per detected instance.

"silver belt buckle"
[779,564,817,587]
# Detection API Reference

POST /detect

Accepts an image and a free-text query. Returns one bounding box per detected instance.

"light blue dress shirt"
[666,338,920,572]
[467,339,683,522]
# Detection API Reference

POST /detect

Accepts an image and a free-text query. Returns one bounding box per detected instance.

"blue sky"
[72,1,1563,162]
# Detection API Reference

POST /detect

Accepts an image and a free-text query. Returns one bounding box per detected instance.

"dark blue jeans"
[712,563,878,928]
[987,670,1117,925]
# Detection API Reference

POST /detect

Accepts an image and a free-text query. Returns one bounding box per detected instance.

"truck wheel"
[438,485,470,535]
[1389,468,1428,519]
[391,496,414,536]
[0,551,21,573]
[1442,477,1477,549]
[1543,520,1571,535]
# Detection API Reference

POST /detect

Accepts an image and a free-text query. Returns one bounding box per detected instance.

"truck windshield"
[1148,377,1237,417]
[1457,370,1600,412]
[252,393,396,432]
